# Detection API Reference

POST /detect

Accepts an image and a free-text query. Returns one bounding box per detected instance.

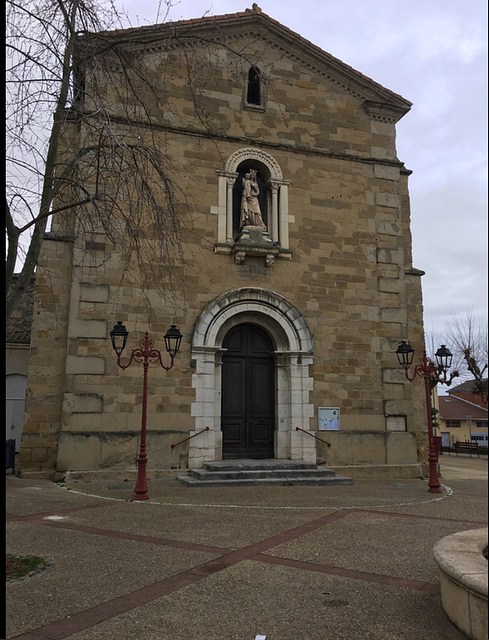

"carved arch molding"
[188,287,316,468]
[225,147,283,179]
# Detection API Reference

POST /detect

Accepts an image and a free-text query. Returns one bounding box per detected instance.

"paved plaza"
[6,454,488,640]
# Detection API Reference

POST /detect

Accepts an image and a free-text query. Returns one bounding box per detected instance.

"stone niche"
[213,147,293,266]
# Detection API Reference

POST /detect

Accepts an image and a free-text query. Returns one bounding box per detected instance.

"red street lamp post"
[110,322,182,501]
[396,341,458,493]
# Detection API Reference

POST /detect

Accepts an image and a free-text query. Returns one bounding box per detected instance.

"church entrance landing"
[178,459,354,486]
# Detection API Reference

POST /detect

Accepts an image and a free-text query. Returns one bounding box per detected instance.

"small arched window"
[247,66,261,106]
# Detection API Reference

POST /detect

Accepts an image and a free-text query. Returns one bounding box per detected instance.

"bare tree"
[7,0,257,320]
[446,309,488,400]
[8,0,107,316]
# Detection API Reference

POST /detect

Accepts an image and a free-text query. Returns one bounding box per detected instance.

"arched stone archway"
[225,148,284,179]
[188,288,315,468]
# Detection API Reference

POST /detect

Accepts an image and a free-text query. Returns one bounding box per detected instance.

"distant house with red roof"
[437,381,488,448]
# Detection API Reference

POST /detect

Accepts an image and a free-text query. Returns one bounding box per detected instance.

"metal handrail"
[171,427,209,450]
[295,427,331,447]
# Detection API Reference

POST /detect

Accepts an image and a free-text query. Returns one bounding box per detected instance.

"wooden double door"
[221,324,275,459]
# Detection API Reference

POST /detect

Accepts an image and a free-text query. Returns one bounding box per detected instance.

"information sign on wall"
[318,407,340,431]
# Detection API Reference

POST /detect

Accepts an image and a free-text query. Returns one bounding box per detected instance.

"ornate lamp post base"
[427,452,442,493]
[133,452,149,500]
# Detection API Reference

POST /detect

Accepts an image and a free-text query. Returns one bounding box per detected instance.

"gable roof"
[439,394,488,421]
[448,380,488,408]
[82,4,411,121]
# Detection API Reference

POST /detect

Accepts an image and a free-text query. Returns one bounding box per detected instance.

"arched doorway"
[189,288,316,469]
[221,324,275,459]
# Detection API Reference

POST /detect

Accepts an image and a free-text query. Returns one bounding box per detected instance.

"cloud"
[116,0,488,335]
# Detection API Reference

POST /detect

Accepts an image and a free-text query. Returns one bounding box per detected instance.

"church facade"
[19,6,428,480]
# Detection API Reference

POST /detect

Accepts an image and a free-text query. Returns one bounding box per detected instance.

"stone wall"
[20,235,73,476]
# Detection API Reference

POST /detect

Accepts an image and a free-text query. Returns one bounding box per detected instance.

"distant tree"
[446,310,488,401]
[6,0,189,320]
[7,0,256,320]
[428,310,488,400]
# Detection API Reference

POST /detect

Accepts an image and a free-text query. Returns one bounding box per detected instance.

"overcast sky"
[116,0,488,340]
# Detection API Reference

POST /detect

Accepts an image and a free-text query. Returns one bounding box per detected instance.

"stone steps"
[177,459,354,487]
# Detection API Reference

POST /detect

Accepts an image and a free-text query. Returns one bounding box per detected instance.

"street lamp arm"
[403,358,437,383]
[404,353,459,387]
[428,367,457,389]
[436,369,459,387]
[115,337,176,372]
[150,351,175,372]
[116,348,143,370]
[403,363,427,383]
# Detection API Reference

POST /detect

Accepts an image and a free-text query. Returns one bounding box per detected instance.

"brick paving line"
[8,504,452,640]
[256,555,441,593]
[7,512,231,556]
[352,507,488,527]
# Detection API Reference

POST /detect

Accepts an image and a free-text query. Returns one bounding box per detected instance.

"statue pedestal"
[233,227,278,266]
[238,226,273,244]
[213,227,292,266]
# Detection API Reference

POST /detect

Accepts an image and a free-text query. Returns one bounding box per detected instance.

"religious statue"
[240,169,266,230]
